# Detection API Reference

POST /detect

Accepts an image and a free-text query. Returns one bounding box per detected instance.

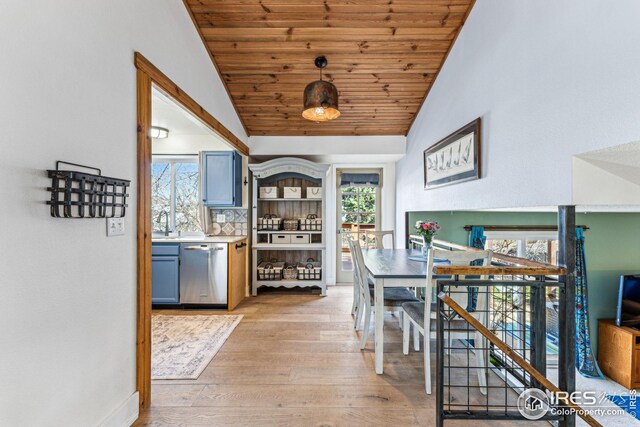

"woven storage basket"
[299,214,322,231]
[283,265,298,280]
[257,261,284,280]
[297,258,322,280]
[283,219,299,231]
[257,214,281,231]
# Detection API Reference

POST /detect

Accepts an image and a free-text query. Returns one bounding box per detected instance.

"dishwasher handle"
[183,245,224,252]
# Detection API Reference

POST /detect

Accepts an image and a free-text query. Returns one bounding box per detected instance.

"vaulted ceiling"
[183,0,475,136]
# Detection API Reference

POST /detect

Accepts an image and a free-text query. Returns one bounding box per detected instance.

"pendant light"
[302,56,340,122]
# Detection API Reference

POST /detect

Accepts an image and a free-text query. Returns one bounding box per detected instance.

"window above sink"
[152,155,203,235]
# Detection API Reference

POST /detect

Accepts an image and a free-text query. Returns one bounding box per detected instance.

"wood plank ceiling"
[183,0,475,136]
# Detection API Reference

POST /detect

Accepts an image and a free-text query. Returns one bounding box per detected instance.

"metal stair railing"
[436,280,600,427]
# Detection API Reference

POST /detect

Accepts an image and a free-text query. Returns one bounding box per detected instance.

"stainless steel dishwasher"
[180,243,228,305]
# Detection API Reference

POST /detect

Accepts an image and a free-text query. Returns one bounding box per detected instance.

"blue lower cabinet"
[152,251,180,304]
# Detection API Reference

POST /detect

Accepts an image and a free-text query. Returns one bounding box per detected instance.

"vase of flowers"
[415,220,440,259]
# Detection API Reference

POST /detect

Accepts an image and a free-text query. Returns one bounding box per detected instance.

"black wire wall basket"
[47,161,130,218]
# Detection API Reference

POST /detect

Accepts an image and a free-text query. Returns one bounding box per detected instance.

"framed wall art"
[423,118,481,189]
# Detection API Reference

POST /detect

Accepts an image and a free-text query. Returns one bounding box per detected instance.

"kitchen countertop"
[152,235,247,244]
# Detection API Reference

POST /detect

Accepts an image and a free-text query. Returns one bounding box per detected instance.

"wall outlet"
[216,214,226,223]
[107,217,125,236]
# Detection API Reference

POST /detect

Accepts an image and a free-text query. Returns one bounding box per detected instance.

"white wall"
[573,157,640,206]
[573,141,640,205]
[0,1,246,426]
[396,0,640,239]
[249,135,406,164]
[152,134,232,155]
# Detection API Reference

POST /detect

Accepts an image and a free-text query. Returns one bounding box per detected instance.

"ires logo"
[548,391,597,406]
[518,389,550,420]
[517,389,598,420]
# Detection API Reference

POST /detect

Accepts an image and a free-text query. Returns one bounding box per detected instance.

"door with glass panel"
[336,170,381,283]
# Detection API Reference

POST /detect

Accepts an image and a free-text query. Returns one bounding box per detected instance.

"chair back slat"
[348,235,372,310]
[426,248,493,315]
[362,230,395,249]
[345,230,395,249]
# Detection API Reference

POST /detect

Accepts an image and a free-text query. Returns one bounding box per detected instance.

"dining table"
[361,248,449,374]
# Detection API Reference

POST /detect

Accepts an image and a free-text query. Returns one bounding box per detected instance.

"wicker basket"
[257,261,284,280]
[297,258,322,280]
[257,214,282,231]
[283,265,298,280]
[299,214,322,231]
[283,219,299,231]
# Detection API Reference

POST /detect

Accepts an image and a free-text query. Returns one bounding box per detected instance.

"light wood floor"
[134,285,536,427]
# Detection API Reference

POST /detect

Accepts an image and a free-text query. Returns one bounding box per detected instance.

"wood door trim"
[135,68,153,411]
[134,52,249,156]
[135,53,250,412]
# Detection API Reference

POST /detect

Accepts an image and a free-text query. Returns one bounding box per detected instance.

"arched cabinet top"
[249,157,329,180]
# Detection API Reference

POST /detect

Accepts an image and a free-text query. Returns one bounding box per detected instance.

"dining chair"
[347,233,391,321]
[401,249,492,395]
[347,235,364,327]
[362,230,395,249]
[350,239,419,349]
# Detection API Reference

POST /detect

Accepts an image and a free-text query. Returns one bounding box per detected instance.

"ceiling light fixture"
[302,56,340,123]
[150,126,169,139]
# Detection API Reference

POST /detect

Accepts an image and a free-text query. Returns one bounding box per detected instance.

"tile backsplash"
[209,209,248,236]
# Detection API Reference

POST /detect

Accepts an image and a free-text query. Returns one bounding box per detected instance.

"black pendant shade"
[302,56,340,122]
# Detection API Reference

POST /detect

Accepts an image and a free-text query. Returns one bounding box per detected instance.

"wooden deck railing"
[409,235,566,276]
[434,265,566,276]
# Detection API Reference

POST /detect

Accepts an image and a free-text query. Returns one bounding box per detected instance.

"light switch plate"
[216,214,226,223]
[107,217,125,236]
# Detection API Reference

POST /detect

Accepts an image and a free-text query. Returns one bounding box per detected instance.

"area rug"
[152,314,242,380]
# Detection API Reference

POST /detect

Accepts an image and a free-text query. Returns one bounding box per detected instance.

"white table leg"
[375,277,384,374]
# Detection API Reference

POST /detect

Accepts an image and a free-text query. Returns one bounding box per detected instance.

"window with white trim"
[151,155,202,234]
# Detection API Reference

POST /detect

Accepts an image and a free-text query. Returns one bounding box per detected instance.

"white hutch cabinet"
[249,158,329,296]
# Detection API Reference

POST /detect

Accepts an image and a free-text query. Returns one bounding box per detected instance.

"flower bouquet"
[415,220,440,258]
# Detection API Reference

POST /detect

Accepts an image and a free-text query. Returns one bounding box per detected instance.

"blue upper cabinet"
[202,151,242,207]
